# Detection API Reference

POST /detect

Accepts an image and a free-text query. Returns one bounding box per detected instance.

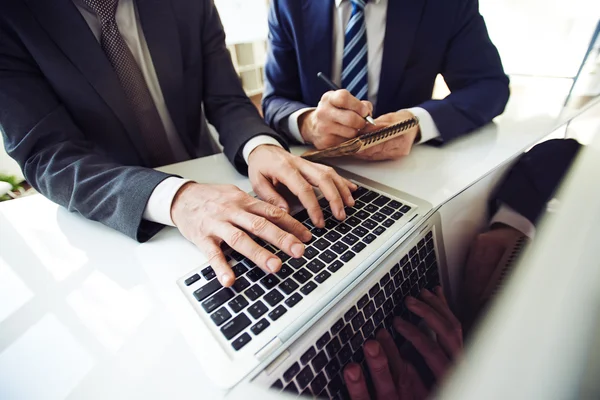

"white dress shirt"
[286,0,440,145]
[74,0,281,226]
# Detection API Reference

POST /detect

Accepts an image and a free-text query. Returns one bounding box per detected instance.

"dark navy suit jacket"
[263,0,510,143]
[0,0,286,242]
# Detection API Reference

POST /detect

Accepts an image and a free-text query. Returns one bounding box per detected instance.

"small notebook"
[301,116,420,162]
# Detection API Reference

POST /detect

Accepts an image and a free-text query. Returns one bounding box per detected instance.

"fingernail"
[338,209,346,220]
[346,365,362,382]
[421,288,432,297]
[221,273,233,286]
[291,243,304,258]
[318,218,325,228]
[365,341,380,357]
[303,231,313,242]
[347,196,355,206]
[267,258,280,273]
[406,296,417,305]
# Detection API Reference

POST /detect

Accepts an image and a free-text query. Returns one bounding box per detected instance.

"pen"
[317,72,376,126]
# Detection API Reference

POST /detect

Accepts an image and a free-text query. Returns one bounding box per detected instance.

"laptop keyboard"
[268,230,439,398]
[180,185,415,352]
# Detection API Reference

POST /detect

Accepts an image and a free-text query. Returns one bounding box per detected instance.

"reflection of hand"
[354,110,419,161]
[343,287,463,400]
[299,89,373,149]
[461,225,525,331]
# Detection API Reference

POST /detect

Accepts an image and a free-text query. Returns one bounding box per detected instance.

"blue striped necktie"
[342,0,369,101]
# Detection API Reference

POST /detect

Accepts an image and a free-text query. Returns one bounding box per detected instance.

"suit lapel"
[136,0,187,148]
[376,0,426,116]
[25,0,151,165]
[303,0,334,105]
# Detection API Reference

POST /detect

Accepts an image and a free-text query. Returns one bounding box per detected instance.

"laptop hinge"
[255,337,283,363]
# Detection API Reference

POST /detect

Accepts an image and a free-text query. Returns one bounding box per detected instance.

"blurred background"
[0,0,598,198]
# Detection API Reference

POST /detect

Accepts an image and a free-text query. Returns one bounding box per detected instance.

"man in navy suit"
[263,0,510,160]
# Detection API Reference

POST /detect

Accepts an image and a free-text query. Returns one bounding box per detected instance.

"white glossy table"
[0,77,574,399]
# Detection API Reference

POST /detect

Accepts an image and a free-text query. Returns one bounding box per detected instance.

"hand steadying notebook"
[301,116,420,162]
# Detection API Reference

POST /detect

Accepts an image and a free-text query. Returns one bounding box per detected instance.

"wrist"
[248,143,284,164]
[170,181,199,227]
[298,110,316,144]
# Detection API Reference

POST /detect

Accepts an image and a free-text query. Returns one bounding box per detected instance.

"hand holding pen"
[295,72,377,150]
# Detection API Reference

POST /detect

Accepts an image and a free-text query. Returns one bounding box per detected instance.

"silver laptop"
[174,170,434,388]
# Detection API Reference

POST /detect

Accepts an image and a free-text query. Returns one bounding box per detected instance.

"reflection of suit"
[262,0,510,143]
[0,0,285,241]
[491,139,582,225]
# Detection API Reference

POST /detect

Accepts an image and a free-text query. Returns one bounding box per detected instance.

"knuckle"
[229,229,245,247]
[251,216,269,233]
[266,205,285,220]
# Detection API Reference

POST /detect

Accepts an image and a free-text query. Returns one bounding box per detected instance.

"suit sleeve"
[0,19,172,242]
[200,0,288,174]
[261,0,310,140]
[418,0,510,142]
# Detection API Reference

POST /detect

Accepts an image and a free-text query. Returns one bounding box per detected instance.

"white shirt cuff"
[143,177,193,226]
[407,107,441,144]
[242,135,284,164]
[490,203,536,239]
[287,107,316,144]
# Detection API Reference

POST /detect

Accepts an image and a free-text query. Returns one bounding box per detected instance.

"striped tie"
[342,0,369,100]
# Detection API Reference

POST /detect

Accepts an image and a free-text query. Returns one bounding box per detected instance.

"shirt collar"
[335,0,381,8]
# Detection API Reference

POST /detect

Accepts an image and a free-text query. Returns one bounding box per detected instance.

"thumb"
[253,174,290,213]
[361,100,374,115]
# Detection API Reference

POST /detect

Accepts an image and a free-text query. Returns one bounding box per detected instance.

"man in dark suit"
[0,0,357,287]
[262,0,510,160]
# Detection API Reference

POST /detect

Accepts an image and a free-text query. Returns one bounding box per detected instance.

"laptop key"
[275,265,293,279]
[383,299,394,315]
[384,281,395,297]
[400,205,412,213]
[283,382,298,394]
[314,271,331,283]
[325,336,342,359]
[364,301,376,319]
[351,312,365,331]
[355,210,370,220]
[312,227,327,237]
[324,231,342,242]
[362,319,375,337]
[340,251,356,262]
[339,324,353,344]
[426,239,434,252]
[331,318,345,335]
[360,191,378,203]
[246,267,266,282]
[211,307,232,326]
[304,246,319,260]
[380,206,394,216]
[228,295,249,313]
[328,260,344,273]
[294,210,309,223]
[289,257,307,269]
[245,284,265,301]
[221,313,251,340]
[391,263,400,276]
[345,306,358,322]
[279,278,299,295]
[341,233,359,246]
[352,226,368,237]
[357,294,369,309]
[264,289,284,307]
[312,351,328,373]
[248,300,268,319]
[307,259,327,274]
[344,206,356,216]
[391,211,404,220]
[373,195,391,207]
[296,365,314,389]
[250,318,270,335]
[201,266,215,280]
[372,212,386,223]
[334,223,352,234]
[271,379,283,390]
[380,273,391,286]
[285,293,303,308]
[283,362,301,382]
[325,357,341,379]
[231,276,250,293]
[316,332,331,349]
[260,275,281,290]
[363,234,377,244]
[373,309,384,327]
[231,263,248,278]
[375,290,386,308]
[268,304,287,321]
[325,219,338,229]
[300,281,317,295]
[184,274,200,286]
[331,242,349,255]
[318,249,337,264]
[231,332,252,350]
[361,219,377,230]
[328,374,344,396]
[313,238,331,251]
[310,372,327,395]
[364,204,378,213]
[383,218,396,228]
[301,346,317,365]
[193,279,222,302]
[373,226,386,236]
[293,268,313,284]
[352,242,367,253]
[338,344,353,365]
[350,331,363,352]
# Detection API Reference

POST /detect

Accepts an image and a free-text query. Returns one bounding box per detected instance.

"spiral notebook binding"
[361,116,419,146]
